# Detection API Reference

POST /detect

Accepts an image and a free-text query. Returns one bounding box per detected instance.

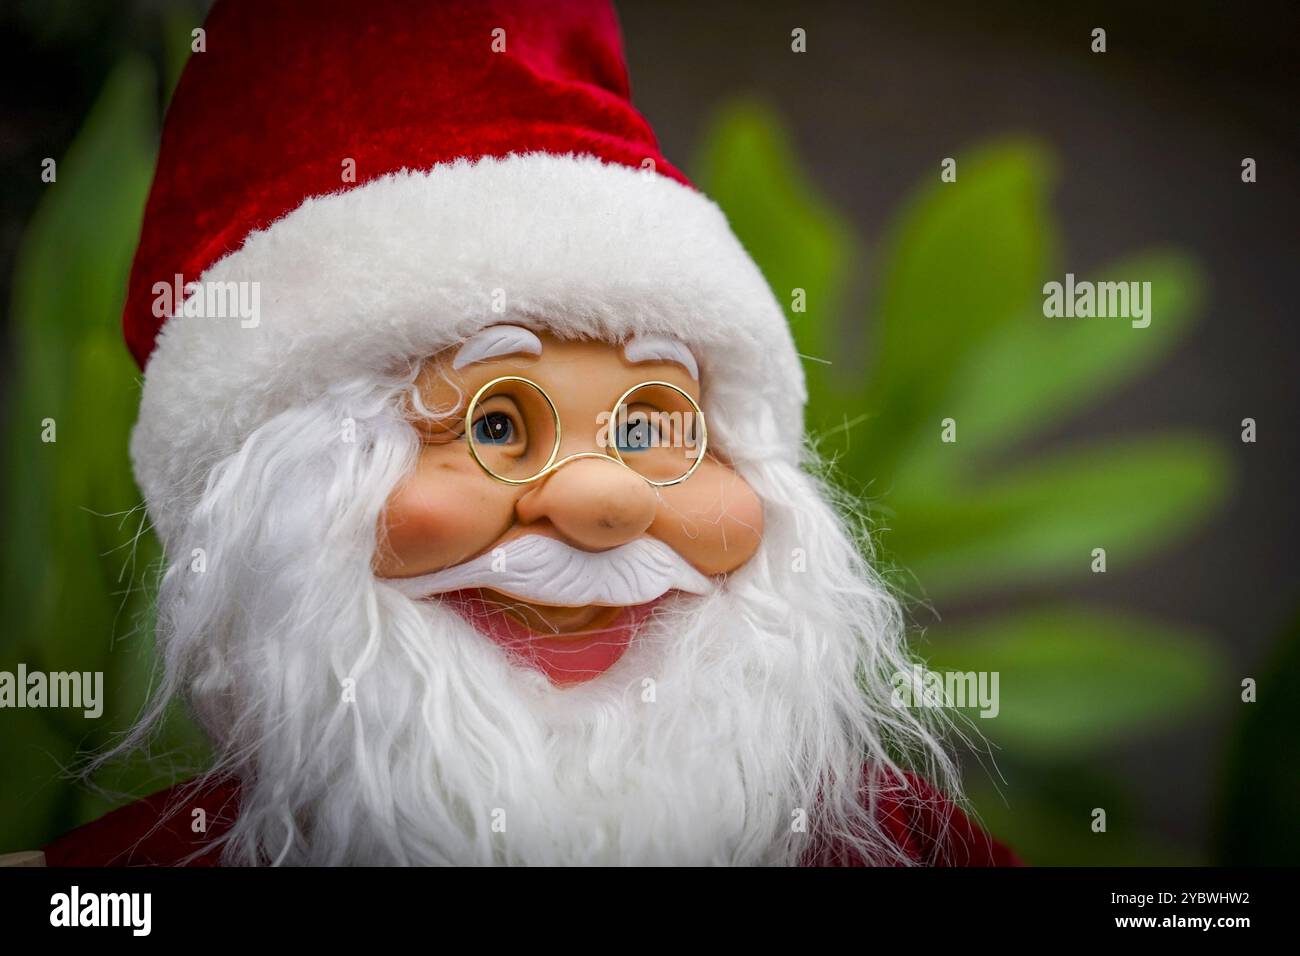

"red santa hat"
[126,0,803,543]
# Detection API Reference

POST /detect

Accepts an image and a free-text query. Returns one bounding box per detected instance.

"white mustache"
[382,534,714,607]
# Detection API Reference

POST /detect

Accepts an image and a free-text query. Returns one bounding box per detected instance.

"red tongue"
[441,590,660,685]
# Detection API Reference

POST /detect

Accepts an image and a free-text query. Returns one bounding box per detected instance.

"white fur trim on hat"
[131,152,805,544]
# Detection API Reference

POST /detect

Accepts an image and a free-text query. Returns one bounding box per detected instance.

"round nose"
[516,458,657,550]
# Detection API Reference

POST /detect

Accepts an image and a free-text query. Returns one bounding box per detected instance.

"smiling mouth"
[439,588,665,684]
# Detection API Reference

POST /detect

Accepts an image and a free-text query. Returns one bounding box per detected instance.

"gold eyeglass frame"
[464,375,709,487]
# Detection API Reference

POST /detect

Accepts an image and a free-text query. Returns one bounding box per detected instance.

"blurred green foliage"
[695,100,1236,864]
[1,55,206,853]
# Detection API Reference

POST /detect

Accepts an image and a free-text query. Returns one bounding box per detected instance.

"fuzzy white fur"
[132,153,803,549]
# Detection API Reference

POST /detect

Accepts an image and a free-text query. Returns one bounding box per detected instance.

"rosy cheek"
[375,450,516,576]
[650,461,764,576]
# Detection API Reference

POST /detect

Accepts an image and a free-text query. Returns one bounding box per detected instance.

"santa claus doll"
[38,0,1016,866]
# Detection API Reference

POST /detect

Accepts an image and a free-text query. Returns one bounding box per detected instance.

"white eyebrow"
[623,335,699,381]
[452,325,543,369]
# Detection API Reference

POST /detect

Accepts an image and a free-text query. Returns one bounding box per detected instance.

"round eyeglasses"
[463,376,708,487]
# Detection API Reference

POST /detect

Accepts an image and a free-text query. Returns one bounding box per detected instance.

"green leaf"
[928,250,1205,471]
[926,608,1221,756]
[0,57,200,846]
[852,140,1057,478]
[3,57,157,658]
[889,435,1230,599]
[692,99,860,420]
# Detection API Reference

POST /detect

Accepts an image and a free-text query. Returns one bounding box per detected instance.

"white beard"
[123,375,956,865]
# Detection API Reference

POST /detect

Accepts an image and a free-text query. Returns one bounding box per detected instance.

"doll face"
[374,327,763,683]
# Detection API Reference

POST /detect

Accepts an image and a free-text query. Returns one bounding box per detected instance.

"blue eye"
[617,416,657,453]
[472,411,515,445]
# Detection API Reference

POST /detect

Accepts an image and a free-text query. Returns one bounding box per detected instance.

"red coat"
[43,775,1019,867]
